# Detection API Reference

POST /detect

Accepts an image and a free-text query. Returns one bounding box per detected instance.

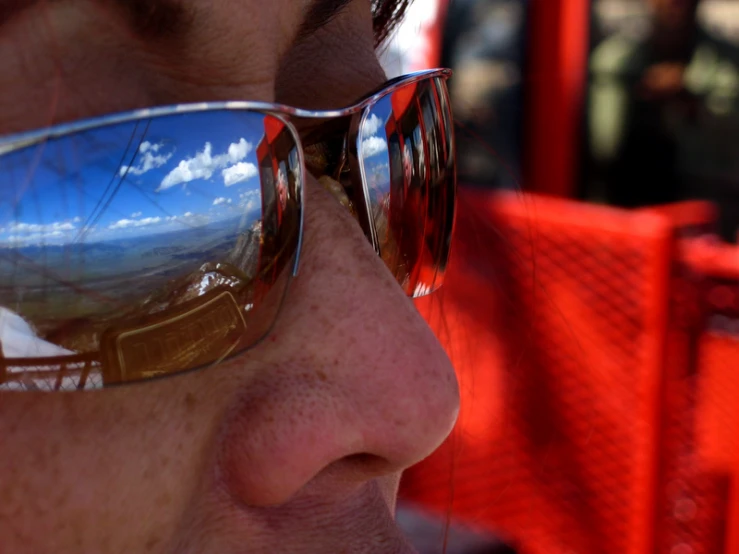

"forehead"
[0,0,383,134]
[0,0,354,41]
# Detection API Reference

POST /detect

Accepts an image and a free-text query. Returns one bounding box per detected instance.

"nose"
[215,176,460,507]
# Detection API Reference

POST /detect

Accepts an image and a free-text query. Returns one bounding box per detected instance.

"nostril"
[344,452,386,470]
[321,453,394,483]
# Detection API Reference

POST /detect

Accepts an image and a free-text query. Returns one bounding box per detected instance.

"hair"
[371,0,411,46]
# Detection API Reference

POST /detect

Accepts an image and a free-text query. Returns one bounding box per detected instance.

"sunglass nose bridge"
[307,131,380,257]
[331,134,349,182]
[318,175,354,214]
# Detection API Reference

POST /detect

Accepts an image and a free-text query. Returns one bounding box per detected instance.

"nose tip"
[367,336,460,467]
[215,337,459,507]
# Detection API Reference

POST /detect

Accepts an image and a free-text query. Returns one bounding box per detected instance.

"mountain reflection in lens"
[0,111,301,390]
[358,77,455,298]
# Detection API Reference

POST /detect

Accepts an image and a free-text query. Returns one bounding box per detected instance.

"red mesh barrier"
[638,201,718,238]
[407,189,675,554]
[683,240,739,474]
[660,239,739,554]
[405,190,739,554]
[649,235,734,554]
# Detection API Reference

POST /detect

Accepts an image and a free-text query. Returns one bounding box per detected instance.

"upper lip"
[178,479,419,554]
[256,480,418,554]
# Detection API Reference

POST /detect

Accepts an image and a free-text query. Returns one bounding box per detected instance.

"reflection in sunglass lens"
[0,111,301,390]
[357,77,455,298]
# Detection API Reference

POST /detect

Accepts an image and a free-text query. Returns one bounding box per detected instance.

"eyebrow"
[297,0,353,41]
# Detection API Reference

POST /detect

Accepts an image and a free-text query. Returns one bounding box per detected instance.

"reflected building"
[255,116,301,288]
[0,256,265,389]
[100,285,246,384]
[382,78,454,296]
[0,260,255,388]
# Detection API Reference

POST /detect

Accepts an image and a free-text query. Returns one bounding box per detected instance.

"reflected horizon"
[0,109,302,390]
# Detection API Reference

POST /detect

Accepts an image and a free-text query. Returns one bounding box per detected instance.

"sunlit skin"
[0,1,460,553]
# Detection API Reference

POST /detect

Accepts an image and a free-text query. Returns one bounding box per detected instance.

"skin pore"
[0,1,460,553]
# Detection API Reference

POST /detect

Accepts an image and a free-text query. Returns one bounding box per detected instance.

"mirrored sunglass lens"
[0,110,301,390]
[358,76,455,298]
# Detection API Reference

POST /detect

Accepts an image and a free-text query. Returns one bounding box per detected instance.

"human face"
[0,1,460,553]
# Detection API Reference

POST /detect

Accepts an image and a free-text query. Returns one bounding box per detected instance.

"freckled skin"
[0,1,460,552]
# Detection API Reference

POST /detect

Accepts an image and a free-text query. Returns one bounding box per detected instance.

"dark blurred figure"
[586,0,739,240]
[441,0,529,189]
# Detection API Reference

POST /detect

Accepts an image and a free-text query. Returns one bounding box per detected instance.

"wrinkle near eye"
[275,0,386,110]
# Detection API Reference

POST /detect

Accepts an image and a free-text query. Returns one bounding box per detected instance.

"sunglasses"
[0,69,456,391]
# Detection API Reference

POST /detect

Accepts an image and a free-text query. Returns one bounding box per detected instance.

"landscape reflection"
[0,110,301,390]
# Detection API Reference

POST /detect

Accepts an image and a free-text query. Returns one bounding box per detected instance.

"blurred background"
[382,2,739,553]
[383,0,739,238]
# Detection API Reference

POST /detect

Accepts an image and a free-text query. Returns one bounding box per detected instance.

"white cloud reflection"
[0,219,79,246]
[361,136,388,158]
[222,162,258,187]
[362,113,383,137]
[158,138,254,191]
[119,141,173,177]
[108,216,163,230]
[6,221,75,234]
[107,211,210,233]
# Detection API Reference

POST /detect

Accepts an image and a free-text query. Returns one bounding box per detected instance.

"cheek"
[280,182,386,352]
[0,383,219,551]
